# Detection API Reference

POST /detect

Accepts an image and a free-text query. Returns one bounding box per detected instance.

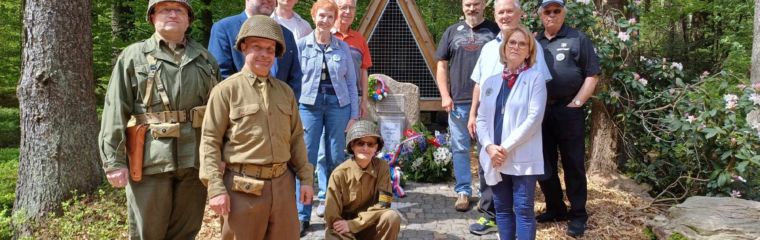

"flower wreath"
[367,75,388,102]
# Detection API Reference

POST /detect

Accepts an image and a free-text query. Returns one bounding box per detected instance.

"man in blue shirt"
[208,0,303,98]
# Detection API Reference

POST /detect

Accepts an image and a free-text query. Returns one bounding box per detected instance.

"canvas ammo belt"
[227,162,288,180]
[132,54,192,125]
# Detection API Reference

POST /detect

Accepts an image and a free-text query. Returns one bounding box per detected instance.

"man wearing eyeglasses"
[466,0,552,236]
[99,0,219,238]
[534,0,600,237]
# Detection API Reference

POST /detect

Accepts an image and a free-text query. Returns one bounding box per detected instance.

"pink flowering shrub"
[520,1,759,200]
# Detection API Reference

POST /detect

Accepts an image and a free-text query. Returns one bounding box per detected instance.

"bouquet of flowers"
[367,75,388,102]
[395,123,452,183]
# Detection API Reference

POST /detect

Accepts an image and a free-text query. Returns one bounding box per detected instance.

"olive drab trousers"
[126,168,207,240]
[221,169,300,240]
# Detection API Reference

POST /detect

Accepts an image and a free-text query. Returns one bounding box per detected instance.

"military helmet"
[146,0,194,23]
[345,120,384,155]
[235,15,286,57]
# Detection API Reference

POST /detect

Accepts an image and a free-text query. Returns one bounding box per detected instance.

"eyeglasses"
[156,7,187,16]
[507,39,528,49]
[542,9,562,16]
[354,140,378,148]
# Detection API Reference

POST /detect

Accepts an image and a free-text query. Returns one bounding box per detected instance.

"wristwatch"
[573,99,582,106]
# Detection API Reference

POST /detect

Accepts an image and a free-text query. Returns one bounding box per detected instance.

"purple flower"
[730,190,742,198]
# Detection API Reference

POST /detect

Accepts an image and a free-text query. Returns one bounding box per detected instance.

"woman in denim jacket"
[294,0,359,231]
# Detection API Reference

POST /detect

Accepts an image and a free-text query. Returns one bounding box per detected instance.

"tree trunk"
[14,0,102,236]
[588,79,619,177]
[111,0,134,59]
[753,0,760,83]
[198,0,213,47]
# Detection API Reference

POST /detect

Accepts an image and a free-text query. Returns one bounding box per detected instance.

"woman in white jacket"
[475,26,546,240]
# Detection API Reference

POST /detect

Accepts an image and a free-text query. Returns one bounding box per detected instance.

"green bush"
[0,148,18,240]
[0,148,18,210]
[34,187,127,239]
[0,108,19,147]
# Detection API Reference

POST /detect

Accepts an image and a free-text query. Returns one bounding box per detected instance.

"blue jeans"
[296,93,351,221]
[448,103,473,196]
[492,173,538,240]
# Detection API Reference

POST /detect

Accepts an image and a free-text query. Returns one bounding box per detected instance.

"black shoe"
[299,221,310,237]
[566,219,586,238]
[536,211,567,223]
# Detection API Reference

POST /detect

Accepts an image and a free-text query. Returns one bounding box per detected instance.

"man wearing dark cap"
[208,0,303,99]
[99,0,219,239]
[534,0,600,237]
[199,15,315,239]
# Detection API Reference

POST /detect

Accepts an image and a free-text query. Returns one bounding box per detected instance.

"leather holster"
[126,124,149,182]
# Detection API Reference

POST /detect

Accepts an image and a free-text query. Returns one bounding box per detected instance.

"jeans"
[492,173,538,240]
[448,103,473,196]
[295,93,351,221]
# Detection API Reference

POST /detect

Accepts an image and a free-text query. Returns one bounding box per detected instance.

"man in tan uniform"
[324,120,401,240]
[199,15,314,240]
[98,0,218,239]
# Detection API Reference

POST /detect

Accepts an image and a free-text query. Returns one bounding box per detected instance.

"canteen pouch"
[151,122,180,139]
[125,124,149,182]
[190,106,206,128]
[232,175,265,196]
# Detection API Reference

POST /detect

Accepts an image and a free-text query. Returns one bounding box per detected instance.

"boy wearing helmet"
[323,120,401,240]
[199,15,314,239]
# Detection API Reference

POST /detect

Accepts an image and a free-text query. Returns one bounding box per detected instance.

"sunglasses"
[354,140,378,148]
[542,9,562,16]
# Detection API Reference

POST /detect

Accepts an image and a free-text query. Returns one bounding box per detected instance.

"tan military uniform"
[99,33,219,239]
[199,67,314,240]
[324,157,401,240]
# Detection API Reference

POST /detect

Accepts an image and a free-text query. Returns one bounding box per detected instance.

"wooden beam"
[420,99,443,111]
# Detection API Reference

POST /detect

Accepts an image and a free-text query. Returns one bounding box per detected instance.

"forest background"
[0,0,758,238]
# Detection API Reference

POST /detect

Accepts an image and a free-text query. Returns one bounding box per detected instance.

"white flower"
[433,147,452,165]
[669,89,676,95]
[685,114,697,124]
[640,56,647,61]
[638,78,648,86]
[671,62,683,71]
[632,72,640,80]
[732,175,747,183]
[610,90,620,99]
[577,0,591,4]
[411,157,423,170]
[749,93,760,106]
[724,94,738,110]
[617,31,630,42]
[730,190,742,198]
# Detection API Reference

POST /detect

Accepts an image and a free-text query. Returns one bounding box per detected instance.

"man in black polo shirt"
[435,0,500,212]
[534,0,600,237]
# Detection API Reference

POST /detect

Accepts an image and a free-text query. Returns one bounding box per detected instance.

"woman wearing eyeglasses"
[323,120,401,240]
[475,26,546,240]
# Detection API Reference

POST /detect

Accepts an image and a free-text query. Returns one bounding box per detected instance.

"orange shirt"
[334,30,373,70]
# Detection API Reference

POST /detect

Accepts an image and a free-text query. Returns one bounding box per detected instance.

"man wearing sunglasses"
[534,0,600,237]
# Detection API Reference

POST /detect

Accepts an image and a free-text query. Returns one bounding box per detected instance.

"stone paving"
[301,181,499,240]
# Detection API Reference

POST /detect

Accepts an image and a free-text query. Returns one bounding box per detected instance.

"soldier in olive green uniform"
[98,0,219,239]
[199,15,315,240]
[324,120,401,240]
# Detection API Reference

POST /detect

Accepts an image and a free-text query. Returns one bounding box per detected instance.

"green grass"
[0,147,18,239]
[0,107,19,147]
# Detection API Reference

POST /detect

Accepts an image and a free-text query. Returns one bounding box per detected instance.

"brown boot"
[454,193,470,212]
